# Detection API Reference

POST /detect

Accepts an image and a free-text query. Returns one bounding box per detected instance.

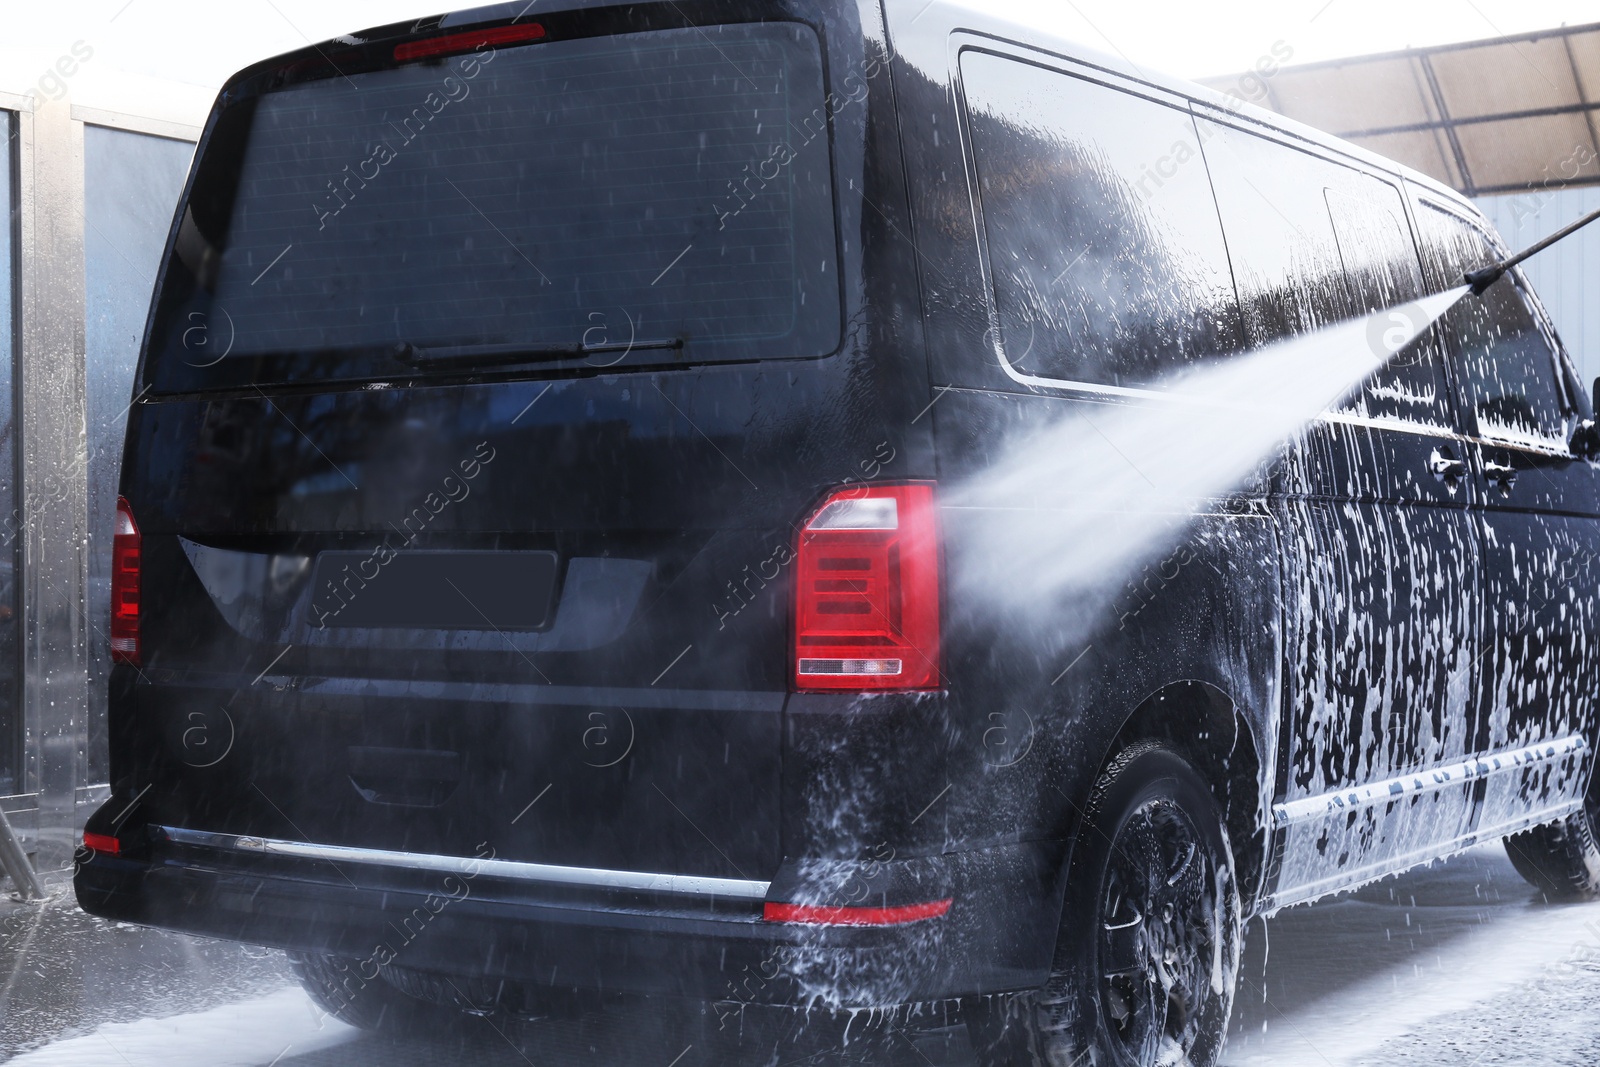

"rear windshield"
[146,22,842,391]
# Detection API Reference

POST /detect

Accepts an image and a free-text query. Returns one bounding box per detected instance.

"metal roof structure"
[1199,22,1600,196]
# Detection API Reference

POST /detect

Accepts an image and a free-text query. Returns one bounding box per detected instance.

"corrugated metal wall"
[1477,187,1600,397]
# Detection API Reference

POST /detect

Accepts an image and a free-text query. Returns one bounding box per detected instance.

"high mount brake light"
[111,497,141,666]
[793,483,941,691]
[394,22,547,62]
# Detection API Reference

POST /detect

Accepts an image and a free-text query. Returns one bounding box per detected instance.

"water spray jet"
[946,287,1472,624]
[950,198,1600,629]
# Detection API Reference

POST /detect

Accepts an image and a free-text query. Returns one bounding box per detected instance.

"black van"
[74,1,1600,1063]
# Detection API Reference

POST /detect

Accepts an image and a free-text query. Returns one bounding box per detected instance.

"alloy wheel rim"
[1098,797,1215,1066]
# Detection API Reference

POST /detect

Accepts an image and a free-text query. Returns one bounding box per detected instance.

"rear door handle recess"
[1428,447,1465,483]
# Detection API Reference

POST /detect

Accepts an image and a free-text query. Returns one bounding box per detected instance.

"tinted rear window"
[147,22,841,391]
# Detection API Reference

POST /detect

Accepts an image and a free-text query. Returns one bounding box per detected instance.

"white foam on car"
[7,986,358,1067]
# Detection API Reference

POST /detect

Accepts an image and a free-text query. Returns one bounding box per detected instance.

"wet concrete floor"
[3,842,1599,1066]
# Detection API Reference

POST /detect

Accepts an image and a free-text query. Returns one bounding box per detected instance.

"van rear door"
[115,4,877,887]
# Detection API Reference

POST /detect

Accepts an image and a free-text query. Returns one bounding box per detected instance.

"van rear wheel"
[966,743,1241,1067]
[1504,772,1600,900]
[288,952,417,1031]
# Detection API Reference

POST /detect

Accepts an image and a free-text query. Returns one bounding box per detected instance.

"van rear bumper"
[73,820,1063,1007]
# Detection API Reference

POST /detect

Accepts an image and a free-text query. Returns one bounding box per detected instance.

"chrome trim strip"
[991,354,1158,402]
[156,826,772,901]
[149,669,786,714]
[1316,410,1462,440]
[1273,735,1587,826]
[1312,411,1580,458]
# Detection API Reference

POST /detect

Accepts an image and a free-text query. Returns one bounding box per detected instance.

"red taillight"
[111,496,141,666]
[83,831,120,855]
[793,482,940,691]
[762,899,952,926]
[394,22,547,62]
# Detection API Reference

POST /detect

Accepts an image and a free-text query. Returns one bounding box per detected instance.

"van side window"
[1201,121,1449,426]
[1200,121,1419,333]
[959,51,1242,388]
[1324,187,1423,312]
[1415,205,1568,444]
[1324,185,1448,426]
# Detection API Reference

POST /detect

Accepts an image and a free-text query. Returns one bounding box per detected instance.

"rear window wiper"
[393,337,685,367]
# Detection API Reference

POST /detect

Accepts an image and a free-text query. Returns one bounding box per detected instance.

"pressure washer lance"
[1465,202,1600,295]
[1462,200,1600,455]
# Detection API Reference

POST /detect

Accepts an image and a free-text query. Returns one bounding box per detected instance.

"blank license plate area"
[312,551,558,629]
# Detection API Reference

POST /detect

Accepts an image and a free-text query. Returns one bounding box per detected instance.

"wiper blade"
[394,337,685,366]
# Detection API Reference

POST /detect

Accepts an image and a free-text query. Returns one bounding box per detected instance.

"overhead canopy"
[1199,22,1600,195]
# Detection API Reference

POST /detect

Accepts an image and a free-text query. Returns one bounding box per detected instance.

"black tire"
[967,743,1242,1067]
[1504,772,1600,900]
[288,951,421,1031]
[378,963,507,1017]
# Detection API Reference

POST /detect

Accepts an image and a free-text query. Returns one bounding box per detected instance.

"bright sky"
[2,0,1597,124]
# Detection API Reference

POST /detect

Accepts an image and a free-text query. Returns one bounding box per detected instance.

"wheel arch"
[1101,680,1271,915]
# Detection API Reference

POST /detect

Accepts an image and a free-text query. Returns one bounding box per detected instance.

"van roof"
[218,0,1484,224]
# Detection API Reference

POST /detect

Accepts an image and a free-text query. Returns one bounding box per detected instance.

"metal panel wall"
[0,83,198,878]
[83,126,193,784]
[15,94,87,870]
[0,108,19,807]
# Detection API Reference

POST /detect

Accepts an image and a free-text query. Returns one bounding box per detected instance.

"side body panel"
[1195,116,1483,904]
[1412,194,1600,836]
[887,4,1283,957]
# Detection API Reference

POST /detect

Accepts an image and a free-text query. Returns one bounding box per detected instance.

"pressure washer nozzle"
[1461,202,1600,299]
[1464,265,1504,296]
